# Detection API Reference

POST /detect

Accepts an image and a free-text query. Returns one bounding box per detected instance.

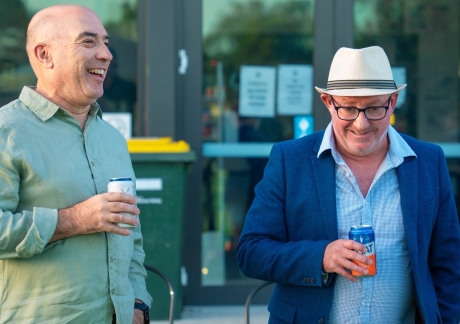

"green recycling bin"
[128,138,195,320]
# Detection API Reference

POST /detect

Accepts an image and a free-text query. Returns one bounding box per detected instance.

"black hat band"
[327,80,397,90]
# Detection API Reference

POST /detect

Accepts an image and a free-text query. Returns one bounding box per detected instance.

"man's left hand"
[132,309,144,324]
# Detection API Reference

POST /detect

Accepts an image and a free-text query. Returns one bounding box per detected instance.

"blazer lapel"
[311,140,338,241]
[396,156,419,266]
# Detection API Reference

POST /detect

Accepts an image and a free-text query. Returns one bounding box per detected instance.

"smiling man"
[237,46,460,323]
[0,5,151,324]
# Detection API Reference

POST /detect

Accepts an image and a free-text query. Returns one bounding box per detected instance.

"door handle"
[178,49,188,75]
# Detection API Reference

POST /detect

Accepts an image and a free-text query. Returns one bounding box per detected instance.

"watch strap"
[134,301,150,324]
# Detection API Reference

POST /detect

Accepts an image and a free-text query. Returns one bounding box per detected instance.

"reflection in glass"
[0,1,32,106]
[201,0,314,286]
[354,0,460,219]
[0,0,139,135]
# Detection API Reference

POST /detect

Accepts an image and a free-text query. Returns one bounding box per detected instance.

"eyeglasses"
[330,95,392,121]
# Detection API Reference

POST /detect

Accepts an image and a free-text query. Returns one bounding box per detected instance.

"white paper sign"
[239,65,276,117]
[102,112,132,139]
[277,64,313,115]
[136,178,163,191]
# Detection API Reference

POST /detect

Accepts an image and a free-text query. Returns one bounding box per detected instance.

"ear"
[389,93,399,113]
[34,43,54,68]
[320,94,334,115]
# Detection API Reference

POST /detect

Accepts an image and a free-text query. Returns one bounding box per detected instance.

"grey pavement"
[151,305,269,324]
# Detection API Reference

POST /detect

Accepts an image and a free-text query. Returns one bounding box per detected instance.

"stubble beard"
[348,128,389,157]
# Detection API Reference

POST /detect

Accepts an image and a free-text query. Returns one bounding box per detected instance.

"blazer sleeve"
[428,147,460,323]
[237,143,331,287]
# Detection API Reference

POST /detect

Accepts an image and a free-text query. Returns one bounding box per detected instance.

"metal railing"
[244,282,274,324]
[144,263,175,324]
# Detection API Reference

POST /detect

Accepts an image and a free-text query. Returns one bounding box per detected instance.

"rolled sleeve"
[16,207,58,258]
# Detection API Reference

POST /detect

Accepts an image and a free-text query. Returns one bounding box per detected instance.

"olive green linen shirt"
[0,87,152,323]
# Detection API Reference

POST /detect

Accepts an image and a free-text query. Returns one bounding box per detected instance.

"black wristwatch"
[134,301,150,324]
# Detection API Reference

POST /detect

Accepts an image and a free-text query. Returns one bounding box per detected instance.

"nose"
[97,44,113,63]
[353,110,370,129]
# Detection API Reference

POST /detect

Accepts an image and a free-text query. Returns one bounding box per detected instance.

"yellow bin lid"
[127,137,190,153]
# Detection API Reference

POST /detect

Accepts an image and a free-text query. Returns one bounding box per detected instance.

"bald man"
[0,5,151,324]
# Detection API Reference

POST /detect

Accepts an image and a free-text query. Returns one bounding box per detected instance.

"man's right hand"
[322,239,373,282]
[51,192,140,242]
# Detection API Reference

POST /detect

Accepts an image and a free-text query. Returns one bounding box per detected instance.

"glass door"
[200,0,315,288]
[353,0,460,218]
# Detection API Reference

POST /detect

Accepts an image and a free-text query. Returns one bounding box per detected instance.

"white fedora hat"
[315,46,406,96]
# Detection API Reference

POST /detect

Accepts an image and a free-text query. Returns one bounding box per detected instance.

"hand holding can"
[108,177,138,230]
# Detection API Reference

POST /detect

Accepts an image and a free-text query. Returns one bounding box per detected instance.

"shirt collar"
[318,123,335,158]
[19,86,102,121]
[317,122,416,160]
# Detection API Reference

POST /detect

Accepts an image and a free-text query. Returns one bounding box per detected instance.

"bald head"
[26,5,100,59]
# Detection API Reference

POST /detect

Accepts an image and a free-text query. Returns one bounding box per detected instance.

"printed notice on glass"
[239,65,276,117]
[277,64,313,115]
[102,112,132,139]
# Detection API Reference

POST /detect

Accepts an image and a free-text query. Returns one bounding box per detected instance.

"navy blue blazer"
[237,130,460,324]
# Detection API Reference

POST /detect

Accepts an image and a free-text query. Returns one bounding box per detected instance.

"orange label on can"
[351,253,377,277]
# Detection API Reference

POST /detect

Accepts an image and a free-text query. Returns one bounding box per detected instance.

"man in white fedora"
[237,46,460,323]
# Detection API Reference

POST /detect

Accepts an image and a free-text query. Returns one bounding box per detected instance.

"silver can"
[107,177,137,229]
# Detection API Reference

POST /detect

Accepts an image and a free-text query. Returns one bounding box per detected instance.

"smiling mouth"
[87,69,105,77]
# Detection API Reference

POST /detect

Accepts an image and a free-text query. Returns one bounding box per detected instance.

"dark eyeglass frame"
[330,95,393,121]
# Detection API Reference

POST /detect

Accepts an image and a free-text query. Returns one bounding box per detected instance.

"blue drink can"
[349,225,377,277]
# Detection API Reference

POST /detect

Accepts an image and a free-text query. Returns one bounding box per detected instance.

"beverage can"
[349,225,377,277]
[107,177,137,230]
